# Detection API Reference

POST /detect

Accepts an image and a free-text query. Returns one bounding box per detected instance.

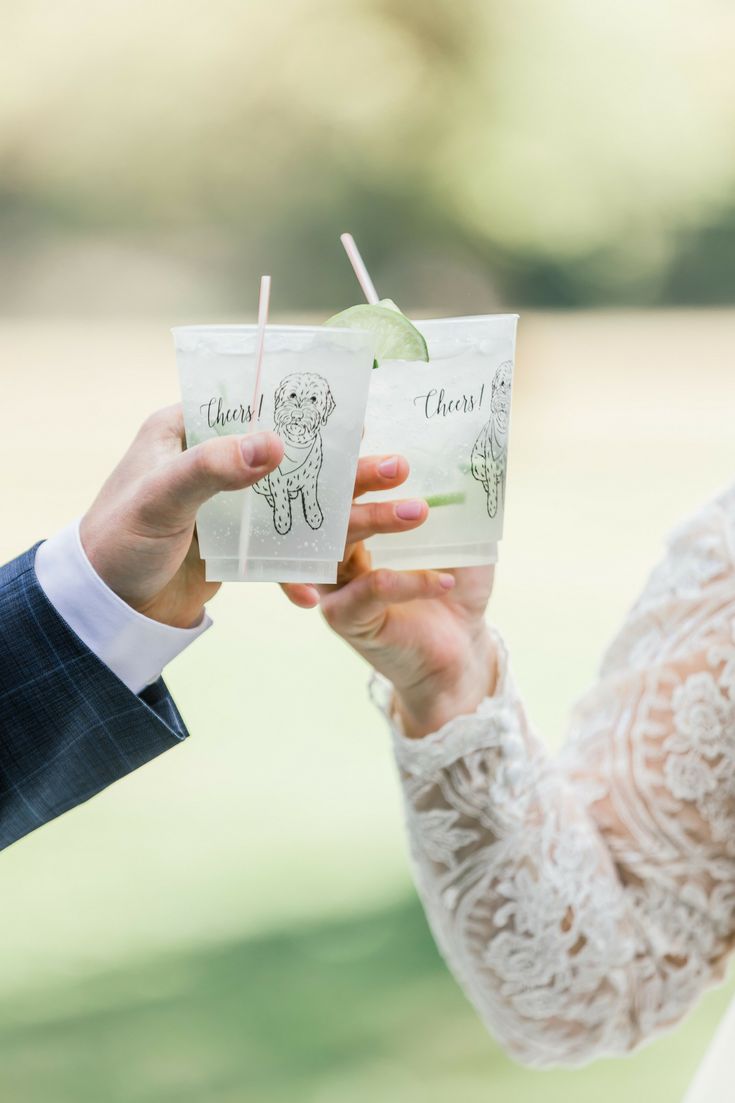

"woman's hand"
[283,455,497,738]
[81,405,283,629]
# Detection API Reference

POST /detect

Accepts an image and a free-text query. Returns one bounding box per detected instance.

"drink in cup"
[173,324,375,582]
[326,306,518,570]
[363,314,517,569]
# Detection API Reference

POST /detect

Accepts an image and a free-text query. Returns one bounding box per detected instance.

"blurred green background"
[2,2,735,1101]
[4,0,735,316]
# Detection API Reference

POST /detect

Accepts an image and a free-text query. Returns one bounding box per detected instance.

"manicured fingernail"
[241,433,271,467]
[378,457,399,478]
[395,499,425,521]
[439,574,455,590]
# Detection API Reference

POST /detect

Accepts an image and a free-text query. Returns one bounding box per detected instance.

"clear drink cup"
[174,324,376,582]
[360,314,518,570]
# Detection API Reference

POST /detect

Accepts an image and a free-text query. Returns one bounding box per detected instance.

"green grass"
[0,896,731,1103]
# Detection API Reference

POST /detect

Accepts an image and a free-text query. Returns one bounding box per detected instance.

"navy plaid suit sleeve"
[0,545,189,849]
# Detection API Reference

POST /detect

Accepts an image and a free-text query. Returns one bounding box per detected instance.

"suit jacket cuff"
[0,547,190,848]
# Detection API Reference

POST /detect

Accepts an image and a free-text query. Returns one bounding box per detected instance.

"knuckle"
[368,502,387,531]
[371,569,394,598]
[188,442,217,481]
[423,572,439,594]
[139,407,170,436]
[139,404,184,444]
[223,434,244,467]
[188,437,241,487]
[320,599,342,630]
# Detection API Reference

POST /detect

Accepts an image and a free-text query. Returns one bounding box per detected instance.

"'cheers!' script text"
[413,384,485,420]
[200,394,264,429]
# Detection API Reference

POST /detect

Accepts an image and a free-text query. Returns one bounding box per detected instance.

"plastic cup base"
[366,541,499,571]
[204,558,338,584]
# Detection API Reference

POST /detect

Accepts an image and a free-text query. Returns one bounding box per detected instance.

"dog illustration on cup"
[470,361,512,518]
[254,372,336,535]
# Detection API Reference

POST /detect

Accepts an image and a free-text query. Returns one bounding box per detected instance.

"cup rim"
[171,323,364,337]
[172,313,519,338]
[416,313,519,326]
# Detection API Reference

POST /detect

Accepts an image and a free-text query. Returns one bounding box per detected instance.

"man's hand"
[80,405,283,629]
[283,456,497,739]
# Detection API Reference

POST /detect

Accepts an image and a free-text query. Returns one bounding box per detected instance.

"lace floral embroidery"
[380,484,735,1067]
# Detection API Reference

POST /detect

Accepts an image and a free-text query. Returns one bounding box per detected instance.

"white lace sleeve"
[374,483,735,1068]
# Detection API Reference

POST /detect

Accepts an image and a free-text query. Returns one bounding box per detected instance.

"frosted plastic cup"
[173,324,376,582]
[360,314,518,570]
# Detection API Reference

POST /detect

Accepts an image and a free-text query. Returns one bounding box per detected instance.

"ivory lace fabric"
[373,483,735,1067]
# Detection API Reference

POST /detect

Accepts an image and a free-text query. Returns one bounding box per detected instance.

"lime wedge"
[425,491,466,508]
[376,297,401,314]
[324,302,429,364]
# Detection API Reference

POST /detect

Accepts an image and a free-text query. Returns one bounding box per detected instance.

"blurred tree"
[1,0,734,312]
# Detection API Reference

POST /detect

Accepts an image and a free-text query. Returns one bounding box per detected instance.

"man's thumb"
[156,431,284,515]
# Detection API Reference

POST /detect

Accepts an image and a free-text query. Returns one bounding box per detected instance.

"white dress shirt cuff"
[34,519,212,695]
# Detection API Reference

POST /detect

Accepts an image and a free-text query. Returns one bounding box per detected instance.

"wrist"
[394,628,498,740]
[79,514,203,630]
[133,591,207,630]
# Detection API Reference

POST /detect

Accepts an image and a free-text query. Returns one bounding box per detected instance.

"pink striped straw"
[340,233,379,304]
[238,274,271,576]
